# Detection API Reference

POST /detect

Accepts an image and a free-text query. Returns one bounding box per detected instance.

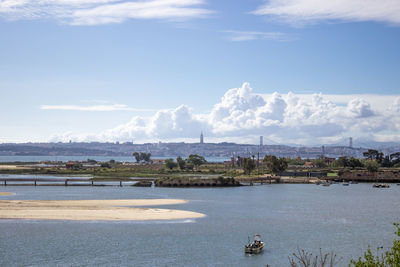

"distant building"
[65,161,82,170]
[324,157,336,165]
[304,161,314,168]
[151,159,166,165]
[349,137,353,148]
[200,132,204,144]
[260,136,263,147]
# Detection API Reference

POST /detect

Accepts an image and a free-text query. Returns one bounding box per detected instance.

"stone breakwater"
[155,177,241,187]
[338,170,400,182]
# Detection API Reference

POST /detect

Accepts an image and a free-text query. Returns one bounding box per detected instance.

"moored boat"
[373,183,390,188]
[245,234,265,254]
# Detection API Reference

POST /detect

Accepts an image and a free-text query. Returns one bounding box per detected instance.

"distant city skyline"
[1,1,399,145]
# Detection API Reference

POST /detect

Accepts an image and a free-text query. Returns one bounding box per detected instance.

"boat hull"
[245,242,264,254]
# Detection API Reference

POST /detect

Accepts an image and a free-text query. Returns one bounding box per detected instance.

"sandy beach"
[0,165,31,170]
[0,192,15,196]
[0,199,205,221]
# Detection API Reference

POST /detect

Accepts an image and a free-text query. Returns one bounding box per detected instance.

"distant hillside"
[1,141,396,159]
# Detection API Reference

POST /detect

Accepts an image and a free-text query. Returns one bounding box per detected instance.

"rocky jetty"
[155,177,241,187]
[132,181,153,187]
[339,170,400,182]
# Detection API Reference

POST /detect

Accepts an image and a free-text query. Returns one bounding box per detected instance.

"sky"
[0,0,400,146]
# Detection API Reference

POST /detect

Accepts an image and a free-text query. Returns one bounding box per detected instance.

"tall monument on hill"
[200,132,204,144]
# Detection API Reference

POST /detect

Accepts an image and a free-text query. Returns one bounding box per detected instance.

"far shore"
[2,160,400,185]
[0,199,205,221]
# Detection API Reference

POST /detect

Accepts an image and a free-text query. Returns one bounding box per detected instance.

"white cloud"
[389,97,400,113]
[253,0,400,26]
[50,83,400,145]
[222,30,295,42]
[345,98,375,118]
[0,0,212,25]
[40,104,154,111]
[90,104,209,141]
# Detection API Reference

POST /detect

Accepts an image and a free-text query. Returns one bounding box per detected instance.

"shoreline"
[0,199,205,221]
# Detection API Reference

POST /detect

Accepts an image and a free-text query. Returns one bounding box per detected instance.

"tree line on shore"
[162,154,288,175]
[130,148,400,176]
[165,154,207,171]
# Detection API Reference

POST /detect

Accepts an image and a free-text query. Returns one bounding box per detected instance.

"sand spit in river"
[0,192,15,196]
[0,199,205,221]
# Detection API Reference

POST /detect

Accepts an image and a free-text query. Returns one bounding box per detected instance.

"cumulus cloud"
[346,98,375,118]
[386,97,400,132]
[94,104,209,142]
[389,97,400,113]
[0,0,212,25]
[253,0,400,26]
[49,83,400,145]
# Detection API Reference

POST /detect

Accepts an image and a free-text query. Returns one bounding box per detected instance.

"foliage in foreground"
[288,247,340,267]
[287,223,400,267]
[349,223,400,267]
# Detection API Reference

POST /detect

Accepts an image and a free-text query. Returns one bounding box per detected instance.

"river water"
[1,184,399,266]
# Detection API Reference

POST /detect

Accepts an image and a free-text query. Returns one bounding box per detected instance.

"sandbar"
[0,192,15,196]
[0,199,205,221]
[0,165,31,170]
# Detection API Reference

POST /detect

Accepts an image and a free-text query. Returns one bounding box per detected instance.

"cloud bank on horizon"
[0,0,212,25]
[51,83,400,145]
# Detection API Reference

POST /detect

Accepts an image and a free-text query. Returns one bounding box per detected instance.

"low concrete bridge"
[0,177,155,187]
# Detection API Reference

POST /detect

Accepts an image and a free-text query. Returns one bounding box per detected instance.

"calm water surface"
[1,184,400,266]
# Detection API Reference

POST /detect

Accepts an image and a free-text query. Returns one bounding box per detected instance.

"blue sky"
[1,0,400,145]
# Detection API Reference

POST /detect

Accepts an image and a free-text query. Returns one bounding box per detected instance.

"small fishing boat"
[343,182,350,186]
[245,234,265,254]
[373,183,390,188]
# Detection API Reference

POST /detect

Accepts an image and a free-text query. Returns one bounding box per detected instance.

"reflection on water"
[1,184,400,266]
